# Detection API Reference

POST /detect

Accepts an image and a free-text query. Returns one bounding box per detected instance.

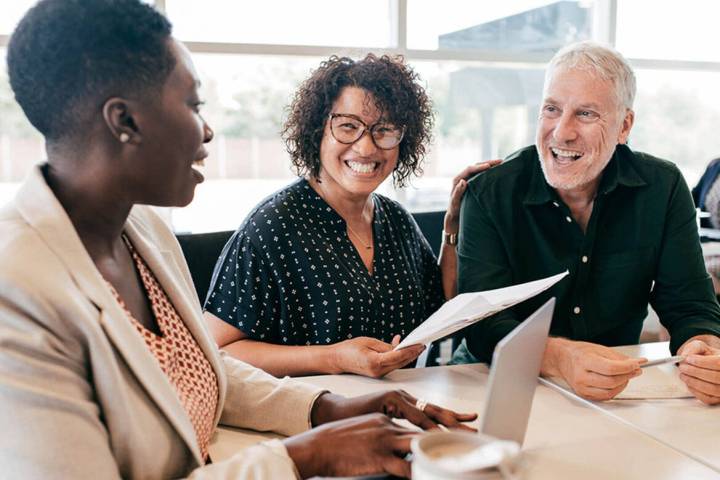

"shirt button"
[573,306,581,314]
[553,201,560,207]
[582,256,588,263]
[565,216,572,223]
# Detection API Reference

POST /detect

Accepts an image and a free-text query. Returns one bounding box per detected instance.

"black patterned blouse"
[204,178,444,346]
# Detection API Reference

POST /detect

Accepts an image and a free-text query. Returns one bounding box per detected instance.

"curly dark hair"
[282,54,434,187]
[7,0,175,141]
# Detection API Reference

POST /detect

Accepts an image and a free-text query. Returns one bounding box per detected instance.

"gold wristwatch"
[443,230,458,246]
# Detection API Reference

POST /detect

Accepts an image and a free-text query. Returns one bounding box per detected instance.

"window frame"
[2,0,719,90]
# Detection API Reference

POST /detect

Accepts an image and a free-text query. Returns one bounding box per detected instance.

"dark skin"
[45,122,160,335]
[44,37,477,479]
[288,391,478,478]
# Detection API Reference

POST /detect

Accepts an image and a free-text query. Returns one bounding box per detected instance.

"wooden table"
[210,349,719,479]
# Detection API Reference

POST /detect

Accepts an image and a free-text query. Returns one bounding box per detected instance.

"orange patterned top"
[108,235,219,462]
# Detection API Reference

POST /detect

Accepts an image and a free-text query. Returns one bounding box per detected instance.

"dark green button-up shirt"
[459,144,720,362]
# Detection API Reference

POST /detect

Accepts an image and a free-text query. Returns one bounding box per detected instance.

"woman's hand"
[311,390,478,431]
[294,390,478,478]
[444,160,502,234]
[284,413,416,478]
[330,336,424,378]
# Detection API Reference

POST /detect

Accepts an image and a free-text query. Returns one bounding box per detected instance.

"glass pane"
[173,55,546,231]
[404,66,720,213]
[630,69,720,186]
[166,0,393,47]
[0,0,156,34]
[0,49,45,206]
[171,54,322,233]
[392,60,545,212]
[0,1,36,34]
[617,1,720,62]
[407,0,595,52]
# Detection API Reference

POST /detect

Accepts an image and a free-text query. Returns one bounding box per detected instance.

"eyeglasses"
[328,113,405,150]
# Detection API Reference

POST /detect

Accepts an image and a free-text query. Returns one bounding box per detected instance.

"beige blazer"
[0,166,324,479]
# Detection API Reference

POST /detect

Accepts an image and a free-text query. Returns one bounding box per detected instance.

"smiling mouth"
[550,147,583,164]
[193,158,205,167]
[345,160,380,174]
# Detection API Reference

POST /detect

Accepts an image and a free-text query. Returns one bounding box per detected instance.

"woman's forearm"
[221,339,340,377]
[438,240,458,300]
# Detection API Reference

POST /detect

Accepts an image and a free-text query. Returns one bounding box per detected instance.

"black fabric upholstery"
[176,210,445,304]
[410,210,444,258]
[176,229,234,305]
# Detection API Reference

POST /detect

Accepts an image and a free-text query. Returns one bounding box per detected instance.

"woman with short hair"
[0,1,475,478]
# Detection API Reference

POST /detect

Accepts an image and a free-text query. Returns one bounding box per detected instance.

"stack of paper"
[395,271,569,350]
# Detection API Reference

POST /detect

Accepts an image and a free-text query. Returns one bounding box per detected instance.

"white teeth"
[347,161,377,174]
[551,147,583,158]
[193,158,205,167]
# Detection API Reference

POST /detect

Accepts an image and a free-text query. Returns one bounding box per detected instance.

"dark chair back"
[411,210,444,257]
[176,230,234,304]
[176,210,446,303]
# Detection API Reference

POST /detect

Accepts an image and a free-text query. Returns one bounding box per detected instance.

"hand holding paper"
[395,271,569,350]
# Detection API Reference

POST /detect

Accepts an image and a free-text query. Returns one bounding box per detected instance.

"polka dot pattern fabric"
[109,235,219,462]
[205,178,444,346]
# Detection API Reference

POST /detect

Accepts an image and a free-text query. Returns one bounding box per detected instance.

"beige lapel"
[14,167,207,464]
[124,213,228,425]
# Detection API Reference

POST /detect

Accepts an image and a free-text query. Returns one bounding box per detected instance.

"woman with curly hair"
[204,54,498,377]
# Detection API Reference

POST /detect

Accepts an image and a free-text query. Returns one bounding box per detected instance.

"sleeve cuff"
[219,354,327,437]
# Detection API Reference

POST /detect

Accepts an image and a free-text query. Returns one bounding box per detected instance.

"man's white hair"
[546,41,636,111]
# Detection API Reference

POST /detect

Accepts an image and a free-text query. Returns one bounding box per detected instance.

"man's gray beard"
[537,153,586,191]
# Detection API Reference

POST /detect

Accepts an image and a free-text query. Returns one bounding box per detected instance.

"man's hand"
[311,390,478,431]
[284,413,416,478]
[444,160,502,235]
[678,336,720,405]
[330,336,424,378]
[542,338,645,401]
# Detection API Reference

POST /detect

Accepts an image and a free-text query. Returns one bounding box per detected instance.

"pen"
[640,355,686,368]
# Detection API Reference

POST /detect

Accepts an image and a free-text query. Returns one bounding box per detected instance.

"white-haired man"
[457,41,720,404]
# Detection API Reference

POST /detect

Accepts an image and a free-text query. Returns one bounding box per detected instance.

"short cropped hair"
[546,41,636,111]
[7,0,175,141]
[282,54,434,188]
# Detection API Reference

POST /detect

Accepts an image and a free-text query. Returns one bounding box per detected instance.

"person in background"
[204,54,499,377]
[0,1,476,478]
[456,41,720,404]
[692,157,720,293]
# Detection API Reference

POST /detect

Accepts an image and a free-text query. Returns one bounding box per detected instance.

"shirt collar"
[598,144,648,195]
[523,144,647,206]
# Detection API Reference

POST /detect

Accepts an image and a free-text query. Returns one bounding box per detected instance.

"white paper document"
[548,363,692,400]
[394,270,569,350]
[616,363,693,399]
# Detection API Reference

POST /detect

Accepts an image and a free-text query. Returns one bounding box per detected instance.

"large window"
[2,1,719,232]
[616,1,720,63]
[407,1,593,51]
[167,0,395,47]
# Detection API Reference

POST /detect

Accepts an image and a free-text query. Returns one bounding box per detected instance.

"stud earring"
[119,133,130,143]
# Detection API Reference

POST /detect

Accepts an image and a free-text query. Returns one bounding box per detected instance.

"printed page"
[394,271,568,350]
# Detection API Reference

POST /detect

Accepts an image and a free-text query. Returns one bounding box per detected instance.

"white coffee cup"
[411,430,519,480]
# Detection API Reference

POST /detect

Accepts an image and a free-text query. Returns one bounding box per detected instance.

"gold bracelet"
[442,230,458,246]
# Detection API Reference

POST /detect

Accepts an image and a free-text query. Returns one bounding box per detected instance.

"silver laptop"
[338,298,554,479]
[480,297,555,445]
